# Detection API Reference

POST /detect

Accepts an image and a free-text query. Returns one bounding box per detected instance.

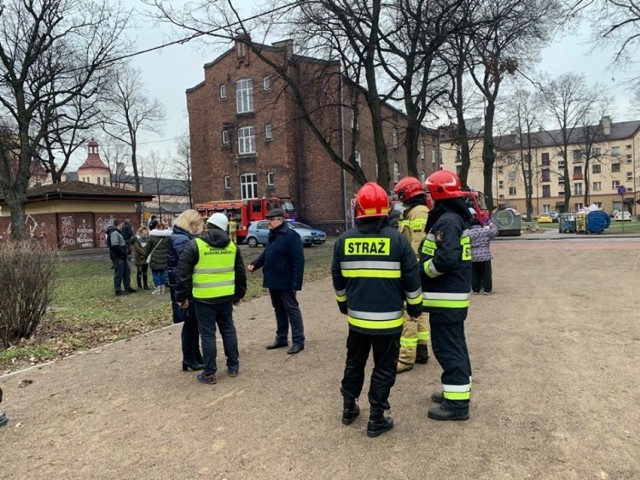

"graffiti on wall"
[3,215,47,240]
[58,214,95,249]
[95,216,115,248]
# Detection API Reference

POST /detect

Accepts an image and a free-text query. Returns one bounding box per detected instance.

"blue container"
[585,210,611,234]
[558,213,576,233]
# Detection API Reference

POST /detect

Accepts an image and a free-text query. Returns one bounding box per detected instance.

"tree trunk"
[6,189,27,241]
[482,102,497,211]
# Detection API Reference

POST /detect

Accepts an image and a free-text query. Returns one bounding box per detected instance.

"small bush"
[0,241,58,348]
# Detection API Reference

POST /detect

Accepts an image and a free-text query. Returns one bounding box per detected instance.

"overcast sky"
[70,2,639,172]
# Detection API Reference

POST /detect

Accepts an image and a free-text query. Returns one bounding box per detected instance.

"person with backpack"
[143,222,172,294]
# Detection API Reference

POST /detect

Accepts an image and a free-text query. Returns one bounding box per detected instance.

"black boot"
[136,271,143,290]
[367,408,393,437]
[427,405,469,421]
[142,274,151,290]
[342,398,360,425]
[431,391,444,403]
[416,344,430,364]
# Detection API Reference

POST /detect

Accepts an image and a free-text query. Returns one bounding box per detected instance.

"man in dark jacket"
[109,219,136,296]
[121,218,134,256]
[247,208,306,355]
[332,182,422,437]
[176,213,247,385]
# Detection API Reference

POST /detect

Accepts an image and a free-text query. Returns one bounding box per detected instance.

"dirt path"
[1,238,639,479]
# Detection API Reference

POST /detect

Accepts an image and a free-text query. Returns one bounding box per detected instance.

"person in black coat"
[0,387,7,427]
[247,208,306,354]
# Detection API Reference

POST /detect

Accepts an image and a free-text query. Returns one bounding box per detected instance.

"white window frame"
[574,183,583,195]
[238,126,256,155]
[267,171,275,186]
[222,130,230,145]
[592,164,601,174]
[420,142,425,160]
[265,124,273,141]
[236,78,254,114]
[508,186,517,195]
[393,162,400,183]
[420,170,425,184]
[263,76,271,92]
[219,84,227,100]
[431,146,436,165]
[240,173,258,200]
[627,172,633,182]
[508,171,516,181]
[626,154,633,164]
[612,180,620,190]
[593,181,601,192]
[611,146,620,156]
[224,175,231,190]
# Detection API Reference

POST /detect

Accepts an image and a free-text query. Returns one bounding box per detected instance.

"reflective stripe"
[193,280,236,288]
[348,316,403,330]
[192,239,237,299]
[406,294,422,306]
[426,292,471,300]
[405,288,422,300]
[342,270,401,279]
[421,237,436,257]
[461,232,471,261]
[443,383,471,401]
[417,331,430,341]
[444,391,471,401]
[341,261,401,270]
[194,267,234,273]
[424,259,442,278]
[423,292,470,309]
[400,337,417,347]
[408,218,426,232]
[335,288,347,297]
[335,294,347,302]
[348,309,404,320]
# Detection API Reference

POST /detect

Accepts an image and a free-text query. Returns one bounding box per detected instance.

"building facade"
[440,117,640,216]
[187,37,439,233]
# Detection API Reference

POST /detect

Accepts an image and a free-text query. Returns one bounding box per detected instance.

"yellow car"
[537,213,554,223]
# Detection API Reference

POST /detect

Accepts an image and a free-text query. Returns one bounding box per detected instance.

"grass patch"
[1,246,334,371]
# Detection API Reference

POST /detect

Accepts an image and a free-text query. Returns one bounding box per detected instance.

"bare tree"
[172,132,193,208]
[100,62,165,193]
[0,0,130,240]
[537,72,603,211]
[148,151,167,221]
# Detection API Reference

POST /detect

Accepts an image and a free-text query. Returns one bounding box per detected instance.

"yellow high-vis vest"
[192,238,236,299]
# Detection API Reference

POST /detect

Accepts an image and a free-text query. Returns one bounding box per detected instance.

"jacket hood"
[150,228,173,238]
[425,197,470,233]
[199,228,230,248]
[356,216,390,234]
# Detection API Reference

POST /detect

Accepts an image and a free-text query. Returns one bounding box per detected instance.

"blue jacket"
[168,226,195,286]
[251,222,304,290]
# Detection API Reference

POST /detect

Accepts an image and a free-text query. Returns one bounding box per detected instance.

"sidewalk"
[1,241,639,479]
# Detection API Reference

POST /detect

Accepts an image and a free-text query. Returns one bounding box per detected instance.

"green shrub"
[0,241,58,348]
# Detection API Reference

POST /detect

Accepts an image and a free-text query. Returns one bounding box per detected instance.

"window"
[612,163,620,173]
[263,76,271,92]
[238,127,256,155]
[265,124,272,141]
[240,173,257,199]
[574,183,583,195]
[224,175,231,190]
[508,187,517,195]
[507,157,516,165]
[611,146,620,156]
[498,180,504,189]
[267,171,275,187]
[558,160,565,169]
[626,144,632,149]
[420,170,425,184]
[594,202,602,208]
[543,205,551,213]
[593,182,601,192]
[558,176,565,185]
[420,142,425,160]
[431,147,436,165]
[497,166,503,175]
[612,180,620,189]
[573,165,582,175]
[574,202,583,210]
[438,148,443,164]
[455,146,462,163]
[236,79,254,113]
[351,111,359,131]
[103,177,108,185]
[96,177,100,184]
[592,164,601,174]
[592,147,601,157]
[572,149,582,162]
[626,154,633,164]
[541,152,550,166]
[508,171,516,181]
[541,169,550,182]
[627,172,633,182]
[392,128,398,150]
[222,130,230,145]
[542,185,551,197]
[219,84,227,100]
[355,151,361,166]
[393,162,400,183]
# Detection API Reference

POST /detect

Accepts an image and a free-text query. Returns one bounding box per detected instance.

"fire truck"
[462,190,491,224]
[195,197,297,242]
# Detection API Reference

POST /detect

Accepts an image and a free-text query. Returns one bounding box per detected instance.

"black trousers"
[341,330,401,411]
[269,289,305,346]
[113,257,131,293]
[430,317,472,412]
[471,260,492,293]
[169,285,203,365]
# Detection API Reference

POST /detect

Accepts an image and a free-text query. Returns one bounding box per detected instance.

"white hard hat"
[468,207,477,216]
[207,212,229,231]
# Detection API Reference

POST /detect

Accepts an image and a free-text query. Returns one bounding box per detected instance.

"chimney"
[234,33,251,62]
[272,39,294,59]
[600,115,611,136]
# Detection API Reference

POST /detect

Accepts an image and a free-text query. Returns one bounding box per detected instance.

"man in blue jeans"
[175,213,247,384]
[248,208,306,354]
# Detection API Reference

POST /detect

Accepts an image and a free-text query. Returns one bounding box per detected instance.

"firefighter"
[332,182,422,437]
[419,170,473,421]
[393,176,431,373]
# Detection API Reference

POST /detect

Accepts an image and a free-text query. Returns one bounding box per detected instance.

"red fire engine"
[195,197,297,242]
[462,191,491,224]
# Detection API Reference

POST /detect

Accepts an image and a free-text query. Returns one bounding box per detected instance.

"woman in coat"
[131,226,151,290]
[143,222,172,294]
[167,210,205,371]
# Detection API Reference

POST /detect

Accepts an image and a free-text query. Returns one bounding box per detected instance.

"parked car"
[537,213,554,223]
[246,220,327,248]
[613,211,632,221]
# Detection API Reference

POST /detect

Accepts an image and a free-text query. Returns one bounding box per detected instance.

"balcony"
[572,173,583,180]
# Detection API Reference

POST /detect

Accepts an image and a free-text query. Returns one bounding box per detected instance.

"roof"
[0,181,153,204]
[65,172,190,196]
[78,151,109,171]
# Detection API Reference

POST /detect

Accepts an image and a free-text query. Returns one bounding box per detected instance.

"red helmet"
[355,182,390,219]
[425,170,463,200]
[393,177,424,202]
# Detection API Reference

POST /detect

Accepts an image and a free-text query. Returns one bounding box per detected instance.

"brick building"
[187,37,439,233]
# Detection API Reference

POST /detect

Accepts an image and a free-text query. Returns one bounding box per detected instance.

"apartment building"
[186,36,439,232]
[440,117,640,216]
